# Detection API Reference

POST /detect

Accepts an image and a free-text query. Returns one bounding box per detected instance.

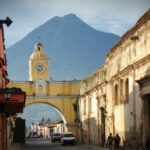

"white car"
[61,132,76,145]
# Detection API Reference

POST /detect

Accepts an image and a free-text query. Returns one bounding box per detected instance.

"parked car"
[51,133,61,143]
[61,132,76,145]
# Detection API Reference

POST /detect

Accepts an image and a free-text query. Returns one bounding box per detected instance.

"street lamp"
[0,17,13,27]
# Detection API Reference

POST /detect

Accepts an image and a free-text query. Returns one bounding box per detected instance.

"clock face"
[36,64,44,72]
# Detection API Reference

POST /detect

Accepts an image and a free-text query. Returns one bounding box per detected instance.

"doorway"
[101,108,106,147]
[143,95,150,150]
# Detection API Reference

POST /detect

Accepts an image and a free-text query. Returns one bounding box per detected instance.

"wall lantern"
[0,88,26,115]
[99,107,107,114]
[99,107,113,118]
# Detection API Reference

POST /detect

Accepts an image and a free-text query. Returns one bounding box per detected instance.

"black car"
[51,133,61,143]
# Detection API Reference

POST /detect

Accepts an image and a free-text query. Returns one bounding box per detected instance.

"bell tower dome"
[29,42,50,81]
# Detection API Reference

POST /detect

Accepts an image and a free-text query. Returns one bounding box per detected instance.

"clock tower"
[29,42,50,81]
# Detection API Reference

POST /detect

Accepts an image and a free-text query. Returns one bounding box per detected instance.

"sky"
[0,0,150,48]
[19,103,62,126]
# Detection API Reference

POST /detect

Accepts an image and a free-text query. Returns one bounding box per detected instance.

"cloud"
[0,0,150,47]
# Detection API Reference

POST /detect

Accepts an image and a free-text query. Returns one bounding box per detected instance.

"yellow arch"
[9,80,80,135]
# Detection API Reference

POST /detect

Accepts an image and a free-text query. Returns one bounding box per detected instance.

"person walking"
[107,133,114,150]
[114,133,121,150]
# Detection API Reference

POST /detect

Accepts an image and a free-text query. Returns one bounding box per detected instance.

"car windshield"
[53,133,60,136]
[64,134,74,137]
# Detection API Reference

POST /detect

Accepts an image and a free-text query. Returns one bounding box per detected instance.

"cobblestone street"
[8,139,108,150]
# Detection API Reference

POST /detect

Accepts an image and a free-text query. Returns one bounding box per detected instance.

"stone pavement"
[8,143,109,150]
[9,143,143,150]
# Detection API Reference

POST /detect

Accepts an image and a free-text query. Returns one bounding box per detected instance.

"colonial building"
[0,18,26,150]
[0,19,9,150]
[79,65,107,145]
[79,9,150,150]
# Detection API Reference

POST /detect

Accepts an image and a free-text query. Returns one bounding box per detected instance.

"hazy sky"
[20,103,62,126]
[0,0,150,47]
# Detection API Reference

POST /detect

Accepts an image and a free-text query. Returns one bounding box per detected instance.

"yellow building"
[9,42,80,136]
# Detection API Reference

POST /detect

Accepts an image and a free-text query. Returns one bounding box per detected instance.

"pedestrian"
[114,133,121,150]
[107,133,114,150]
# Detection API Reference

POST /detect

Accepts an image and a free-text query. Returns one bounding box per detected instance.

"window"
[117,57,121,72]
[38,84,43,93]
[125,78,129,103]
[114,84,119,105]
[120,79,124,103]
[89,97,92,114]
[84,99,86,114]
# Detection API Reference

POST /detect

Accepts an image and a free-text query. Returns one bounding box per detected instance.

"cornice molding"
[80,81,107,97]
[108,54,150,82]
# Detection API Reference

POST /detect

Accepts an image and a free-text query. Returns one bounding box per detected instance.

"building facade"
[0,22,10,150]
[79,10,150,150]
[0,17,26,150]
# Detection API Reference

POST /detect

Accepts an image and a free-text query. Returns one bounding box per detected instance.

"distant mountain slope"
[6,14,120,81]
